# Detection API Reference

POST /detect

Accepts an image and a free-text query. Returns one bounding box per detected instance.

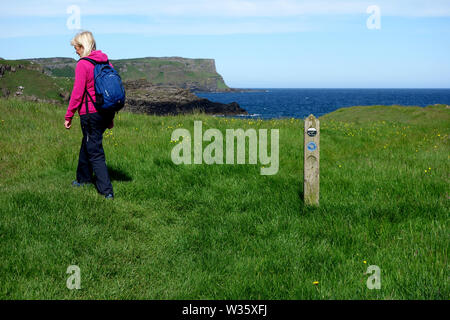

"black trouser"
[76,111,114,196]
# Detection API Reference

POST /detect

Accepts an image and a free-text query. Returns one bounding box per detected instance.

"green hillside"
[0,60,72,103]
[26,56,231,92]
[0,98,448,299]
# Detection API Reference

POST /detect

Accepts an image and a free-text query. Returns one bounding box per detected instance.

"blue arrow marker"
[307,142,317,151]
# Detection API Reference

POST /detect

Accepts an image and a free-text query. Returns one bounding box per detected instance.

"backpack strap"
[79,57,97,65]
[84,89,92,137]
[80,57,109,65]
[74,88,92,135]
[85,89,95,104]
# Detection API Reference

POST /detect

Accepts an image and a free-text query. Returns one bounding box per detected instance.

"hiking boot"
[104,193,114,200]
[72,180,93,187]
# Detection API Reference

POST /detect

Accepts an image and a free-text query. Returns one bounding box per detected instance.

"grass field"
[0,98,448,299]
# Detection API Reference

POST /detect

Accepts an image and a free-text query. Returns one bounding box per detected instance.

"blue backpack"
[80,57,126,114]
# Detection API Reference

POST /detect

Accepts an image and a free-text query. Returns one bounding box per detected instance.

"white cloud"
[0,17,311,38]
[2,0,450,18]
[1,0,449,38]
[93,19,311,35]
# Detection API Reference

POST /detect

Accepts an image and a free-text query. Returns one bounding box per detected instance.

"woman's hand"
[64,119,72,129]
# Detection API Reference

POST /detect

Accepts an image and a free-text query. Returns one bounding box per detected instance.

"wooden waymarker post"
[304,114,320,206]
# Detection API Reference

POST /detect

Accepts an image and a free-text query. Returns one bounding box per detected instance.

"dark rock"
[0,65,11,74]
[123,79,247,116]
[1,87,10,97]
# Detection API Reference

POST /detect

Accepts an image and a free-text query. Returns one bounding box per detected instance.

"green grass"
[0,59,32,67]
[115,63,147,81]
[154,71,165,83]
[0,68,72,102]
[113,59,185,69]
[113,59,185,82]
[0,98,448,299]
[216,79,228,90]
[50,66,75,78]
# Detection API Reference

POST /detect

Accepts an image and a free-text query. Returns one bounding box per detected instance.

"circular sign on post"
[307,142,317,151]
[307,128,317,137]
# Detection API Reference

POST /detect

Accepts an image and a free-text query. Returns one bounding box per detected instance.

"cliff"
[26,56,231,92]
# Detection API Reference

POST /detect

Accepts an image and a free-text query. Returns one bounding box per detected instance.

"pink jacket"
[65,50,114,128]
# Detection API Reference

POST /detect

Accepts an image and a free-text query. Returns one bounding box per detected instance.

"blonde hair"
[70,31,96,57]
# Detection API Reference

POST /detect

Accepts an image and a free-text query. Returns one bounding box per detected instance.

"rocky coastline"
[123,79,247,116]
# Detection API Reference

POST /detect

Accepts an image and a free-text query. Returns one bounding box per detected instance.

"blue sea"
[196,89,450,119]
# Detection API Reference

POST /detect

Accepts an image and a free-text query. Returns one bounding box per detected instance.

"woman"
[64,31,115,199]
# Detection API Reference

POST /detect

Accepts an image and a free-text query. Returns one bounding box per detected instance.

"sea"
[195,88,450,119]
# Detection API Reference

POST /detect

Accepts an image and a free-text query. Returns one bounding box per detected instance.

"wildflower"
[363,261,367,264]
[313,281,319,285]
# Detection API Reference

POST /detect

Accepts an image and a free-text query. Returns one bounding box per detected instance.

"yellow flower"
[313,281,319,285]
[363,261,367,264]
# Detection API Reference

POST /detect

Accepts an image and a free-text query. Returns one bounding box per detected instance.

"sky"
[1,0,450,88]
